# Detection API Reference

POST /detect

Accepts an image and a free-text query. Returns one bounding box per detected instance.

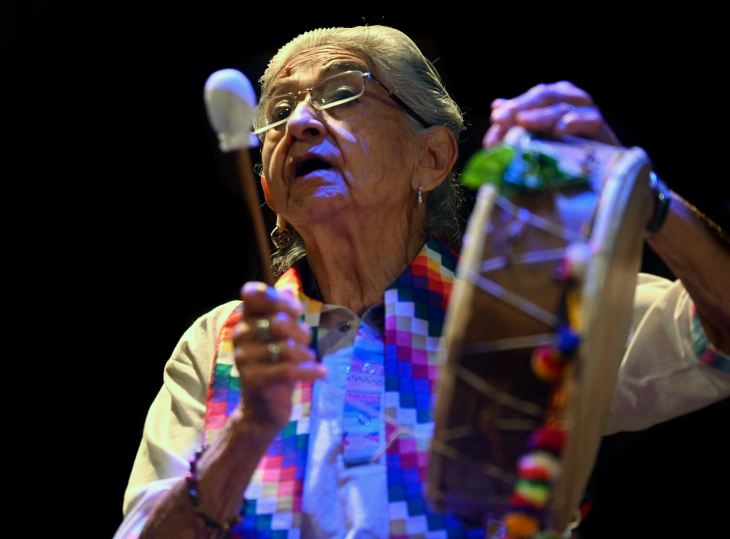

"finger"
[510,81,594,111]
[234,338,316,367]
[240,281,304,318]
[483,123,510,148]
[235,313,311,345]
[491,104,517,124]
[242,360,328,387]
[555,108,621,145]
[513,103,576,132]
[492,82,594,125]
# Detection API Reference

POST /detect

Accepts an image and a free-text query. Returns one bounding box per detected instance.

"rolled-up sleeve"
[113,300,240,539]
[604,274,730,434]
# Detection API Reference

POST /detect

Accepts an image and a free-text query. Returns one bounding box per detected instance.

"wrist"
[184,411,278,532]
[228,408,280,450]
[186,447,247,532]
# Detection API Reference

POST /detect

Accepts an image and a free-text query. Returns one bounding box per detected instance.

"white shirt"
[113,274,730,538]
[301,304,388,538]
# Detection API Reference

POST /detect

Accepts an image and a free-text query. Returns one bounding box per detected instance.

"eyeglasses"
[253,70,429,135]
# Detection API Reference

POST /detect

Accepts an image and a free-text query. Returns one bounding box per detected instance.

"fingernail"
[492,107,512,122]
[483,125,502,148]
[300,362,327,375]
[244,281,268,294]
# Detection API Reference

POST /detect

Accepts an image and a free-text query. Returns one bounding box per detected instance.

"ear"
[276,213,289,229]
[412,126,458,193]
[260,174,276,211]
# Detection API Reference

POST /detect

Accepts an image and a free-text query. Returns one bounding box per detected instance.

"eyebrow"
[323,60,369,75]
[268,60,369,97]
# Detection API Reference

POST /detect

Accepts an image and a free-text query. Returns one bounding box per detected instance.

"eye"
[268,96,294,122]
[317,78,360,106]
[328,84,358,102]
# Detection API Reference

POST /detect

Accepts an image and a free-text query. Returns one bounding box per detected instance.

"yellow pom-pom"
[515,479,551,506]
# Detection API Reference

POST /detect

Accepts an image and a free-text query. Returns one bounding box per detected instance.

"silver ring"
[267,342,281,364]
[254,318,272,341]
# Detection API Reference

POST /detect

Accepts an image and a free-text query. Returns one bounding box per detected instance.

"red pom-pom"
[509,492,541,511]
[531,345,565,381]
[518,465,552,482]
[527,426,566,454]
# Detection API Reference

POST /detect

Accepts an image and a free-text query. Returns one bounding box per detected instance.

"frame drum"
[428,127,652,534]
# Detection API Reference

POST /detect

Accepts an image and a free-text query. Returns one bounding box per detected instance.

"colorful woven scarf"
[203,236,483,537]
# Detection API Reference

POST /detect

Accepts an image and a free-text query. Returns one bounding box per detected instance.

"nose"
[285,99,326,141]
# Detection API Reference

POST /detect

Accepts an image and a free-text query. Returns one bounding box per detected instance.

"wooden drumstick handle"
[235,150,274,285]
[204,69,274,285]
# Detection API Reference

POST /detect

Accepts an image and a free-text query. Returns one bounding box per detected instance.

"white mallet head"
[204,69,259,152]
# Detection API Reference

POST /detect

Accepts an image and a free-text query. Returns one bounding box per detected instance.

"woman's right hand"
[232,282,326,431]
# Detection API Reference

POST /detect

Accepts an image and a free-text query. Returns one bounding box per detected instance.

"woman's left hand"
[484,81,621,148]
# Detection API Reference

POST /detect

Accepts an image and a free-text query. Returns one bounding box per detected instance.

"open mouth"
[294,157,333,178]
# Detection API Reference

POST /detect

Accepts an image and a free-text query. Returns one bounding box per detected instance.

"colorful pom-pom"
[527,426,566,454]
[504,512,540,538]
[580,498,593,519]
[556,325,581,356]
[515,479,551,506]
[532,345,566,381]
[509,491,541,510]
[566,288,582,330]
[518,451,561,482]
[564,241,592,280]
[555,258,571,281]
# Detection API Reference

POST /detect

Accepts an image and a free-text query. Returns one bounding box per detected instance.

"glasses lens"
[312,71,365,109]
[255,71,367,134]
[255,94,294,132]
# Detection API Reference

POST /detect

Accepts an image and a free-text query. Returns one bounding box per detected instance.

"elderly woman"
[115,25,730,538]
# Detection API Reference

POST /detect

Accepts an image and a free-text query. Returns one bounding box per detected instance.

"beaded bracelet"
[185,447,247,532]
[646,172,672,234]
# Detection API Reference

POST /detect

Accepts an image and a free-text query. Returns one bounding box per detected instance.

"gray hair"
[260,26,465,278]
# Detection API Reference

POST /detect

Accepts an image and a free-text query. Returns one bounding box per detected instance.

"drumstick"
[204,69,274,285]
[204,72,401,459]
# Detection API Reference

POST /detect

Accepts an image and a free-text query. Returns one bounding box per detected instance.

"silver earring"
[417,186,424,207]
[270,225,291,249]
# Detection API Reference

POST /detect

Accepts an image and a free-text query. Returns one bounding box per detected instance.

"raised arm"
[117,284,324,539]
[646,193,730,352]
[486,81,730,353]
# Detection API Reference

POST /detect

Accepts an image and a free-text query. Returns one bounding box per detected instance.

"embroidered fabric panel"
[204,304,243,440]
[690,302,730,373]
[384,238,482,537]
[343,315,386,466]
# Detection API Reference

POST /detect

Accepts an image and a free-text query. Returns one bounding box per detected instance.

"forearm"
[139,411,278,539]
[647,192,730,353]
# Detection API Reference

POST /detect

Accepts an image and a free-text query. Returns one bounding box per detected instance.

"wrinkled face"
[260,46,422,229]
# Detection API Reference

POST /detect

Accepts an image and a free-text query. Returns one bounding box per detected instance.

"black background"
[6,4,729,537]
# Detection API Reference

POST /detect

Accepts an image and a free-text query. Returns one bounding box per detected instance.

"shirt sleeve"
[604,274,730,434]
[113,300,241,539]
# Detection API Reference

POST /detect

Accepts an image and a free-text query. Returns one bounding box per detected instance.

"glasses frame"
[253,70,429,135]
